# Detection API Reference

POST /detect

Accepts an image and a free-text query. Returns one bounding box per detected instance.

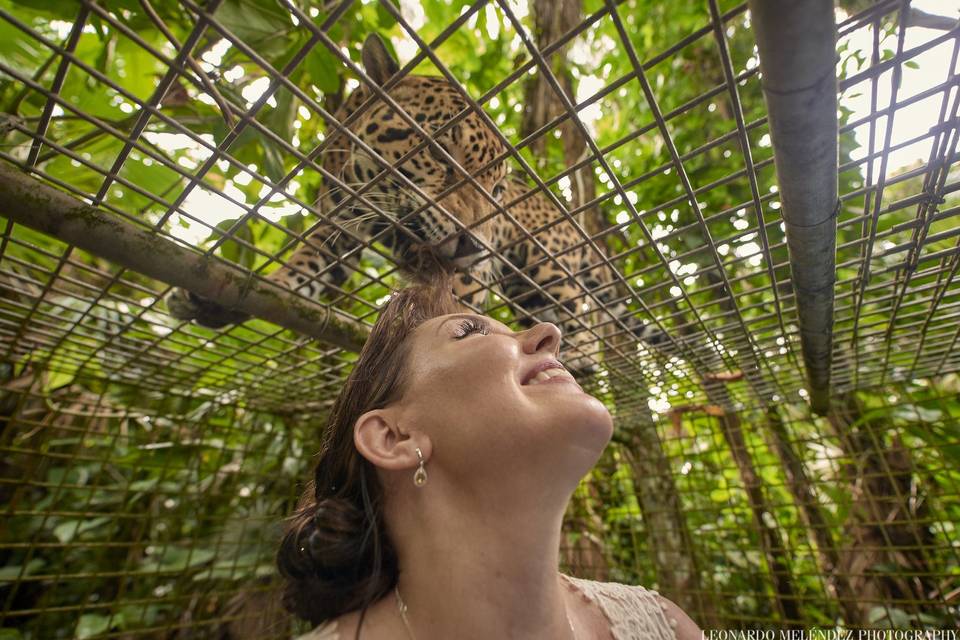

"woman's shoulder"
[561,572,662,604]
[560,573,700,640]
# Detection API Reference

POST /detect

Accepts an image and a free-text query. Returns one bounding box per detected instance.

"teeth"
[526,367,570,386]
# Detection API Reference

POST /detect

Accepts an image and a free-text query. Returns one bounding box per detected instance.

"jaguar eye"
[492,182,506,201]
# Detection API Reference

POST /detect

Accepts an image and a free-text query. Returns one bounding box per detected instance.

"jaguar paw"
[165,288,250,328]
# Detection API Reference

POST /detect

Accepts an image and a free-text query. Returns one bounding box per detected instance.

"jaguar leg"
[166,218,365,328]
[267,219,362,305]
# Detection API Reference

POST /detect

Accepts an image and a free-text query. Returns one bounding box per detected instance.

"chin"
[568,394,614,455]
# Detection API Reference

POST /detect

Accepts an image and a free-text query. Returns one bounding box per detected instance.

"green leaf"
[44,367,76,392]
[138,547,216,573]
[93,31,113,77]
[53,516,112,543]
[304,43,341,95]
[892,404,942,423]
[76,613,111,639]
[213,0,292,60]
[190,552,274,582]
[0,558,45,583]
[117,603,166,627]
[263,81,297,141]
[128,477,160,492]
[376,2,398,29]
[210,217,256,269]
[710,488,730,503]
[0,16,49,74]
[899,416,960,469]
[283,211,306,236]
[260,136,287,182]
[8,0,84,20]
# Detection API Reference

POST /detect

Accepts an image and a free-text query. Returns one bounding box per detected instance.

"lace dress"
[297,573,678,640]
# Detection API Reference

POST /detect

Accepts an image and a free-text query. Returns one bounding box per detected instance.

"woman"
[278,274,701,639]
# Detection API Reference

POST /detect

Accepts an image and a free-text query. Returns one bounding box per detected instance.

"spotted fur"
[167,35,667,373]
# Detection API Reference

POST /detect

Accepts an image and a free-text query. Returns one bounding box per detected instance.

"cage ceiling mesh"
[0,0,958,636]
[0,0,955,413]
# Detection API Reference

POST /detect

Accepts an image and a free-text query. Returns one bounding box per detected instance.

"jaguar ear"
[361,33,400,85]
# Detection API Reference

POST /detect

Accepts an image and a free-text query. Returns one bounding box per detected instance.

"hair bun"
[277,493,397,625]
[305,498,366,573]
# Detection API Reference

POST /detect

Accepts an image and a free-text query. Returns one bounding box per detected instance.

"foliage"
[0,0,957,636]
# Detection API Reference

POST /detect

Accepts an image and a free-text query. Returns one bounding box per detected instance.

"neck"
[386,478,576,640]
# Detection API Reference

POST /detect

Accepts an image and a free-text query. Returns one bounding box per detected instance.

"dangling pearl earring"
[413,447,428,487]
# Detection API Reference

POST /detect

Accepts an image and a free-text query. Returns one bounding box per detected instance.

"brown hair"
[276,272,462,631]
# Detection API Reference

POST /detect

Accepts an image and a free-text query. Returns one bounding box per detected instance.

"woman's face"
[393,312,614,500]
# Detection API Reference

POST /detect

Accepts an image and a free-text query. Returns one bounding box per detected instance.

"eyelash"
[453,318,489,339]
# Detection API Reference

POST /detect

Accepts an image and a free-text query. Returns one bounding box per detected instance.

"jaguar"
[167,34,668,373]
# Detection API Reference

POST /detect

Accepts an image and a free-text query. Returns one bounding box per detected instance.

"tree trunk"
[704,384,802,627]
[523,0,600,237]
[829,392,937,623]
[619,406,712,621]
[764,406,863,625]
[696,268,802,624]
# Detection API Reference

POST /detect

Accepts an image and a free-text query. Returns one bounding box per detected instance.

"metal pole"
[748,0,839,415]
[0,163,368,352]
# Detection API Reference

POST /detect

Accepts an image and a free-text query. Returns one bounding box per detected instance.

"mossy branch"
[0,162,369,352]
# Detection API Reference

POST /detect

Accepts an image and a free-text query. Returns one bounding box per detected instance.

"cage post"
[748,0,839,415]
[0,163,368,352]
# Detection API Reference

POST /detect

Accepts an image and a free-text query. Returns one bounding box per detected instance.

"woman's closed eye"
[452,318,489,339]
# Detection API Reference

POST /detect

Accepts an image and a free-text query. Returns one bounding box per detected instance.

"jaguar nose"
[453,232,483,259]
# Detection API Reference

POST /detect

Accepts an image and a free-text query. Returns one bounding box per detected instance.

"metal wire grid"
[833,4,960,394]
[629,381,960,625]
[0,0,668,408]
[0,374,301,637]
[0,0,957,634]
[0,0,954,408]
[2,368,958,634]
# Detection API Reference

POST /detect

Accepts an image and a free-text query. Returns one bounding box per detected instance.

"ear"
[354,409,424,472]
[361,33,400,85]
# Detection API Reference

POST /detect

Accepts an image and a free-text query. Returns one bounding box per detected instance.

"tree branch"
[0,162,369,352]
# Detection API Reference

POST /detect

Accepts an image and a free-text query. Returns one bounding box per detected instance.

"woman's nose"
[522,322,562,357]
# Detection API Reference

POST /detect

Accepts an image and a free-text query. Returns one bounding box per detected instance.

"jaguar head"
[321,35,508,269]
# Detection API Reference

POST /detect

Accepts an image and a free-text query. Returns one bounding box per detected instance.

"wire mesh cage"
[0,0,958,636]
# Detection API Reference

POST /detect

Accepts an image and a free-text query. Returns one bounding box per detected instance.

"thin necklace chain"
[394,585,577,640]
